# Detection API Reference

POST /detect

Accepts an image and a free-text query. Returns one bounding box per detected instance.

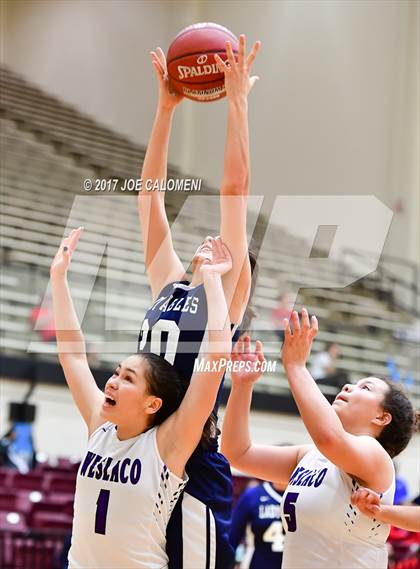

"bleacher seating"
[0,63,419,405]
[0,462,77,569]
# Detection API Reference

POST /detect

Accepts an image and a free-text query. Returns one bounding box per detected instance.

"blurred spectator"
[30,294,56,342]
[309,342,348,391]
[0,423,36,473]
[271,293,293,343]
[230,481,285,569]
[394,462,410,505]
[0,428,16,468]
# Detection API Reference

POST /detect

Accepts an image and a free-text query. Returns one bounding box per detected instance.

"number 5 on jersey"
[283,492,299,532]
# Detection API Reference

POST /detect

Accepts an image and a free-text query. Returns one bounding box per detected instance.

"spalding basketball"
[167,22,238,102]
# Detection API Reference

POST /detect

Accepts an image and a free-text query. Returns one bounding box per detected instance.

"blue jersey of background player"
[138,36,261,569]
[230,482,285,569]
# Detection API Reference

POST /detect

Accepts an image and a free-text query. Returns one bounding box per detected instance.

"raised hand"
[231,336,265,386]
[282,309,318,368]
[50,227,83,278]
[150,47,184,110]
[214,34,261,100]
[200,236,232,277]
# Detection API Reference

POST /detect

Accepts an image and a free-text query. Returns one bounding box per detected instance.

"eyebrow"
[115,365,138,377]
[358,379,375,386]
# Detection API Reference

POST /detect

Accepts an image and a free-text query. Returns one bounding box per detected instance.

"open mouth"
[104,395,116,407]
[334,394,348,403]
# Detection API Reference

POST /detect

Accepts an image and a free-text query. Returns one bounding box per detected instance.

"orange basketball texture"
[167,23,239,102]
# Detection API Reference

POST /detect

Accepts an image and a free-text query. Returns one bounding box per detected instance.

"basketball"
[167,22,239,102]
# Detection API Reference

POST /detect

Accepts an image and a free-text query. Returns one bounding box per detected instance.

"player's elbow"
[220,439,248,467]
[313,429,343,456]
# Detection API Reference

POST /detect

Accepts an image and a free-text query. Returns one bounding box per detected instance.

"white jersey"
[68,422,188,569]
[280,447,395,569]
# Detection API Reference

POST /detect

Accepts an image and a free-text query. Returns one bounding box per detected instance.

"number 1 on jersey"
[95,489,110,535]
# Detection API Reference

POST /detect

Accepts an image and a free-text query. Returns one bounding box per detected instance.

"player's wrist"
[155,104,176,117]
[231,378,255,391]
[227,96,248,110]
[50,271,68,282]
[283,362,308,373]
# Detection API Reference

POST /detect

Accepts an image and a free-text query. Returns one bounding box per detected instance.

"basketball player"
[221,318,417,569]
[230,480,286,569]
[352,488,420,532]
[138,35,260,569]
[50,227,233,568]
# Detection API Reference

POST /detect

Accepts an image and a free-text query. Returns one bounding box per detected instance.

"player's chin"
[331,400,342,413]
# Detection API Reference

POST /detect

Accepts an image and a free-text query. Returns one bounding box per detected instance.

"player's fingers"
[69,226,83,254]
[232,340,240,355]
[212,236,222,256]
[214,53,228,74]
[225,40,236,66]
[249,76,260,92]
[255,340,265,363]
[291,310,300,333]
[155,47,167,71]
[283,318,292,336]
[238,34,245,66]
[243,336,251,354]
[236,339,244,354]
[366,492,380,506]
[220,243,232,263]
[246,40,261,72]
[309,315,319,339]
[301,308,310,331]
[150,52,164,74]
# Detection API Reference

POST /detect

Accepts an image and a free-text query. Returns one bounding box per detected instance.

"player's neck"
[115,419,150,441]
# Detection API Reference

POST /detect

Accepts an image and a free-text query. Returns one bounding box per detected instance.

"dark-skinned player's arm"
[221,336,311,485]
[215,34,261,324]
[138,47,185,300]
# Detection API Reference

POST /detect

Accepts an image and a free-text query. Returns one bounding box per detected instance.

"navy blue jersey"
[138,281,209,382]
[230,482,285,569]
[138,280,239,569]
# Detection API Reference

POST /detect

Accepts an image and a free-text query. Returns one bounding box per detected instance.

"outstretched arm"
[282,310,394,493]
[221,337,309,485]
[352,488,420,532]
[138,48,185,300]
[157,238,232,476]
[215,35,261,324]
[50,227,103,434]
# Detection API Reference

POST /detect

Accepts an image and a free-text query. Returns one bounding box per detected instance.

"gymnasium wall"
[2,0,418,265]
[2,0,418,263]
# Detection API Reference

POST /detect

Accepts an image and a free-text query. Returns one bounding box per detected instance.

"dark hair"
[138,353,216,449]
[239,248,259,336]
[376,377,417,458]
